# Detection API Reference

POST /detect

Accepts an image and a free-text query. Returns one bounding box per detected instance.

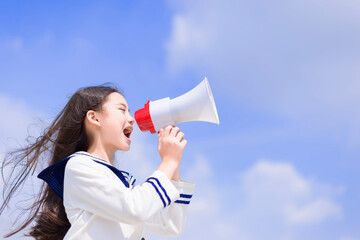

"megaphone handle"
[157,123,177,133]
[154,121,176,133]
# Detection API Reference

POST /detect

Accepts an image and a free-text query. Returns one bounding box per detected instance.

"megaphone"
[135,77,219,133]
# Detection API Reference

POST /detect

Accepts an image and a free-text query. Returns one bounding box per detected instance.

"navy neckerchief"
[37,156,129,200]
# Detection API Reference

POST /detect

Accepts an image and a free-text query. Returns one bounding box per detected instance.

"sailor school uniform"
[37,151,195,240]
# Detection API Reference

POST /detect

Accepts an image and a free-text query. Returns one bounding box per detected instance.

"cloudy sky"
[1,1,360,239]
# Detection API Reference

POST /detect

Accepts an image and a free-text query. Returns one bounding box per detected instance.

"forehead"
[103,92,128,107]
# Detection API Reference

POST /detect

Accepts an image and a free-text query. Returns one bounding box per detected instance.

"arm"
[64,157,180,224]
[141,126,194,236]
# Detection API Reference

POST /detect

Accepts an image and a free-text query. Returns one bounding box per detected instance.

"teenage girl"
[0,85,195,240]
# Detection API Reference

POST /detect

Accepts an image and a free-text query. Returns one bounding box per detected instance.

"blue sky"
[1,1,360,239]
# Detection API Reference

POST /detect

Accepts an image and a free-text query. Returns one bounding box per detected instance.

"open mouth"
[123,126,133,139]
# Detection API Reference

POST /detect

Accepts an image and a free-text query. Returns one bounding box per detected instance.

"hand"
[156,126,187,179]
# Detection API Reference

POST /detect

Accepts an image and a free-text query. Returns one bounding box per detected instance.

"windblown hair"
[0,85,120,240]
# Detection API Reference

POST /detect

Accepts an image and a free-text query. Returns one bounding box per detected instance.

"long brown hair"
[0,85,120,239]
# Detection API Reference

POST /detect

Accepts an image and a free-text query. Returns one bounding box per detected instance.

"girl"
[0,85,195,240]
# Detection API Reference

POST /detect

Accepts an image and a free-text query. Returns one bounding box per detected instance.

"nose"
[128,115,135,125]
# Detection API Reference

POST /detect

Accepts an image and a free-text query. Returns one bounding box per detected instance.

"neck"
[87,140,115,165]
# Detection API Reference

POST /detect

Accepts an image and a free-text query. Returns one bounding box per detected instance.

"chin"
[118,145,131,152]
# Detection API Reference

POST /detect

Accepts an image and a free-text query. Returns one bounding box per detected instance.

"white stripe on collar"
[70,151,108,163]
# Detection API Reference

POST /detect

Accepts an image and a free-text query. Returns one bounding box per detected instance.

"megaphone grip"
[134,100,156,133]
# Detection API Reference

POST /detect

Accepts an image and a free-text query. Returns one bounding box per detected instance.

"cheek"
[109,115,126,134]
[101,117,120,135]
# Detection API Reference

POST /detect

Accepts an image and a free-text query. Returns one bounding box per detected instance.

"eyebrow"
[116,103,130,112]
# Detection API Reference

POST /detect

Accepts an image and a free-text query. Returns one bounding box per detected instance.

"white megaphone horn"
[135,77,220,133]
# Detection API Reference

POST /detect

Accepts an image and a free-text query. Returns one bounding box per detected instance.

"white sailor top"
[37,151,195,240]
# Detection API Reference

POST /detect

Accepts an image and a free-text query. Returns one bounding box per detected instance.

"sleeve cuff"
[146,170,180,208]
[171,179,195,205]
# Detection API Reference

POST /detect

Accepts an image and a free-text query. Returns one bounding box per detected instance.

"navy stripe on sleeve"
[147,177,171,206]
[175,193,193,205]
[175,200,191,204]
[146,179,166,207]
[180,194,192,199]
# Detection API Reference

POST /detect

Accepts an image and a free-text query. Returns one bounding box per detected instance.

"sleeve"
[63,157,180,224]
[144,179,195,237]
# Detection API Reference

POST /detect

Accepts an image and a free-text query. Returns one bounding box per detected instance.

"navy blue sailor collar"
[37,151,134,199]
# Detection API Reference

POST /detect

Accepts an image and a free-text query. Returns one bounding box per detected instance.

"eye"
[118,108,126,112]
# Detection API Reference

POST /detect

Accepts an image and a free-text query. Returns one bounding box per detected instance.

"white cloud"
[184,154,212,180]
[165,0,360,126]
[183,155,220,216]
[285,199,342,225]
[0,94,46,240]
[165,11,218,75]
[235,160,343,239]
[0,94,46,153]
[284,199,342,225]
[241,161,310,199]
[152,157,344,240]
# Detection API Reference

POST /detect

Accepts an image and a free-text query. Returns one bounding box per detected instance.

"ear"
[85,110,101,127]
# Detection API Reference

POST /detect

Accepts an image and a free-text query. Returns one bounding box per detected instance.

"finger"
[176,132,185,141]
[164,125,173,136]
[170,127,180,137]
[158,128,164,136]
[180,139,188,147]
